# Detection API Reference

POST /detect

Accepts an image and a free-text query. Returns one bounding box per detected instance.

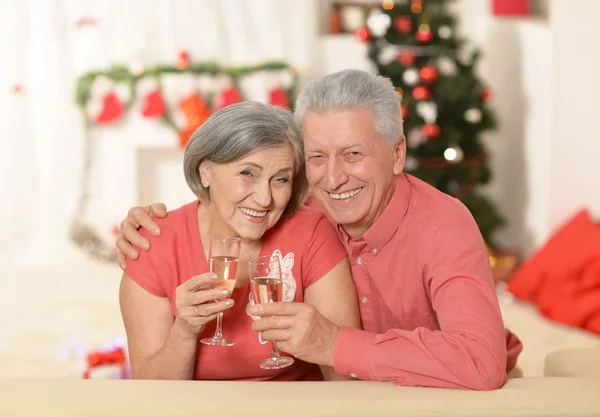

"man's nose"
[326,159,348,190]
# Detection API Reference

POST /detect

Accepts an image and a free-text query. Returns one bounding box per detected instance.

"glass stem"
[271,341,281,358]
[214,312,223,339]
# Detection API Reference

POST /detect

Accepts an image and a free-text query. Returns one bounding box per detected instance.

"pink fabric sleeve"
[334,218,509,390]
[301,215,347,288]
[124,228,167,297]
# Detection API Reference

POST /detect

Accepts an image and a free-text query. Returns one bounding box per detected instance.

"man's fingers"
[116,235,139,260]
[133,207,161,236]
[249,302,303,317]
[259,329,292,343]
[149,203,168,218]
[120,222,150,251]
[252,315,295,332]
[116,249,127,270]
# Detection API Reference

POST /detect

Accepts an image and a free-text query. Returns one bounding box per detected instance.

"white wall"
[548,0,600,229]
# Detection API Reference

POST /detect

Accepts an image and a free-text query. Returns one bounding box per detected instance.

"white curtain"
[0,0,318,268]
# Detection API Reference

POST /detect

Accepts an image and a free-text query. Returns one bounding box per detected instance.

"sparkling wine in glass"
[200,237,241,347]
[250,255,295,370]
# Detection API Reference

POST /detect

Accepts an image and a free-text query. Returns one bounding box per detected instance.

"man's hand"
[116,203,168,270]
[249,302,340,367]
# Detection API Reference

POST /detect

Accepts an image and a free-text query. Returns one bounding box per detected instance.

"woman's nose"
[253,181,272,207]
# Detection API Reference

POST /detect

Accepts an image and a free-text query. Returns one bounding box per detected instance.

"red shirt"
[125,201,347,381]
[312,174,522,390]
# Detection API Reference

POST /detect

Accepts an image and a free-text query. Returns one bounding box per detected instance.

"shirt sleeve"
[333,210,509,391]
[124,228,167,297]
[301,215,347,288]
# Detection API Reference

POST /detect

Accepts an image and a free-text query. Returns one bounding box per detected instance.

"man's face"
[303,109,405,238]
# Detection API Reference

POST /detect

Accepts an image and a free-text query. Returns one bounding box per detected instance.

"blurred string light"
[411,0,423,14]
[382,0,394,10]
[444,145,464,163]
[367,9,392,37]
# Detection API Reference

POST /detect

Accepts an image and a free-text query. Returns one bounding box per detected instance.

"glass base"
[200,336,235,347]
[259,356,294,370]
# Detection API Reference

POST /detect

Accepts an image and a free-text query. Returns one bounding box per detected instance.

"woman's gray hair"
[183,101,307,217]
[294,69,404,146]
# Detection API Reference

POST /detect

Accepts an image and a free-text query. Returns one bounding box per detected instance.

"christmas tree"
[361,0,503,245]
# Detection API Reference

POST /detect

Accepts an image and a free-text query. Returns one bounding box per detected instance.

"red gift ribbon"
[82,347,128,379]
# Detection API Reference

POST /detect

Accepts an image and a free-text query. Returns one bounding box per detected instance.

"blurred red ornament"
[95,92,123,124]
[492,0,529,16]
[397,51,416,67]
[179,93,211,149]
[213,86,242,113]
[12,84,22,93]
[401,105,408,119]
[394,16,412,34]
[415,28,433,43]
[141,90,166,118]
[481,88,492,101]
[420,66,439,83]
[356,27,371,41]
[412,85,431,101]
[423,123,440,139]
[269,88,289,108]
[111,224,120,237]
[176,50,191,70]
[75,17,97,28]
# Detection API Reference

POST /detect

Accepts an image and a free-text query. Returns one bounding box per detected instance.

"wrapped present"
[82,346,130,379]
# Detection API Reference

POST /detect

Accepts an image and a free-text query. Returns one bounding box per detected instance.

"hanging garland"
[71,58,298,263]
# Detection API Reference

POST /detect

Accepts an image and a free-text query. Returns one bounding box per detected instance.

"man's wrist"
[324,323,341,368]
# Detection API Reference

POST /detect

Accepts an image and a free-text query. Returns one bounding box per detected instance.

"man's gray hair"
[294,69,404,146]
[183,101,307,217]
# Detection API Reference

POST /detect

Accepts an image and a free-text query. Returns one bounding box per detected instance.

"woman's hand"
[174,272,235,339]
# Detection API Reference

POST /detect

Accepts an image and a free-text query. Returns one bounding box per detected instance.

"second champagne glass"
[249,255,295,370]
[200,236,241,347]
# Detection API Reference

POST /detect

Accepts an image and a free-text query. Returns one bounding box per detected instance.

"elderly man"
[116,69,522,390]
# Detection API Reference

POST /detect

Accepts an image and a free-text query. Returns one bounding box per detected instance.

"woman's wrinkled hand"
[174,272,234,339]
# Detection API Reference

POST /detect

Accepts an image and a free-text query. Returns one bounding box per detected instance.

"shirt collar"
[337,173,412,251]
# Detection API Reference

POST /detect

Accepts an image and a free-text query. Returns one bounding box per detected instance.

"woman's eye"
[276,177,290,183]
[240,170,253,177]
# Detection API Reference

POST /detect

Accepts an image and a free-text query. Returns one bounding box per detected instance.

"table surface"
[0,377,599,417]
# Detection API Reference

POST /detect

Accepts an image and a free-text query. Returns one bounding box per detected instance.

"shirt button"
[349,373,358,379]
[356,257,363,264]
[372,248,378,254]
[361,296,368,304]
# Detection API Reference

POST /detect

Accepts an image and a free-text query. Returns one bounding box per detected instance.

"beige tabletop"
[0,377,599,417]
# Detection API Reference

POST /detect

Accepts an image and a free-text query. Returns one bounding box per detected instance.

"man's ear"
[199,161,212,188]
[392,136,406,175]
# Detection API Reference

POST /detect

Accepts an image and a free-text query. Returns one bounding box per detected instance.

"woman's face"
[200,145,295,241]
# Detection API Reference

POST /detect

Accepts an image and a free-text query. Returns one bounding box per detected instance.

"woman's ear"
[199,161,212,189]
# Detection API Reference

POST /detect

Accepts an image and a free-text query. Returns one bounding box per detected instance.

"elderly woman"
[120,101,360,381]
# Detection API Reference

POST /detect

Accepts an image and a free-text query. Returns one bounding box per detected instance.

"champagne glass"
[249,255,295,370]
[200,237,241,347]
